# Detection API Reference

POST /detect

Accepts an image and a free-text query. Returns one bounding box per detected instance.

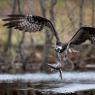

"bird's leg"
[47,52,63,79]
[47,63,63,80]
[47,42,64,79]
[57,52,63,79]
[59,68,63,80]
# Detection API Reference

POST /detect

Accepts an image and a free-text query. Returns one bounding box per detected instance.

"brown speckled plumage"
[3,14,60,43]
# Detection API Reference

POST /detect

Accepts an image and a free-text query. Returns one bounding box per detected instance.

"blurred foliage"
[0,0,95,73]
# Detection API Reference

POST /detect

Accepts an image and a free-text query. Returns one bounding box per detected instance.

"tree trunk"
[92,0,95,27]
[79,0,84,27]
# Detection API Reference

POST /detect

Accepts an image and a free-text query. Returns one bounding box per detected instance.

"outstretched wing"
[3,14,60,43]
[69,27,89,45]
[87,27,95,44]
[3,14,47,32]
[55,27,95,53]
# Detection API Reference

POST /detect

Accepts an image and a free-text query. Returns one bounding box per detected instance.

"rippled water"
[0,71,95,93]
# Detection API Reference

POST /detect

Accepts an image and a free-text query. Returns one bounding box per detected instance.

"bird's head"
[55,42,79,54]
[55,42,68,53]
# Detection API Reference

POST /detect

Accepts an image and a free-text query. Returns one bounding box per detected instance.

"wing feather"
[3,14,45,32]
[3,14,61,43]
[70,27,89,45]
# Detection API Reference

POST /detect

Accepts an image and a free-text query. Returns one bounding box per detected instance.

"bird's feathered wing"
[69,27,90,45]
[3,14,60,43]
[3,14,47,32]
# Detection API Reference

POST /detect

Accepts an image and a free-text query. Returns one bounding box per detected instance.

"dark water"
[0,72,95,93]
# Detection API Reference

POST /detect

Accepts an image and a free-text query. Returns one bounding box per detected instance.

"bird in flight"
[4,15,95,79]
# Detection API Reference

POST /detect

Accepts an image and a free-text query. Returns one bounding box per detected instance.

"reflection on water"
[0,72,95,93]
